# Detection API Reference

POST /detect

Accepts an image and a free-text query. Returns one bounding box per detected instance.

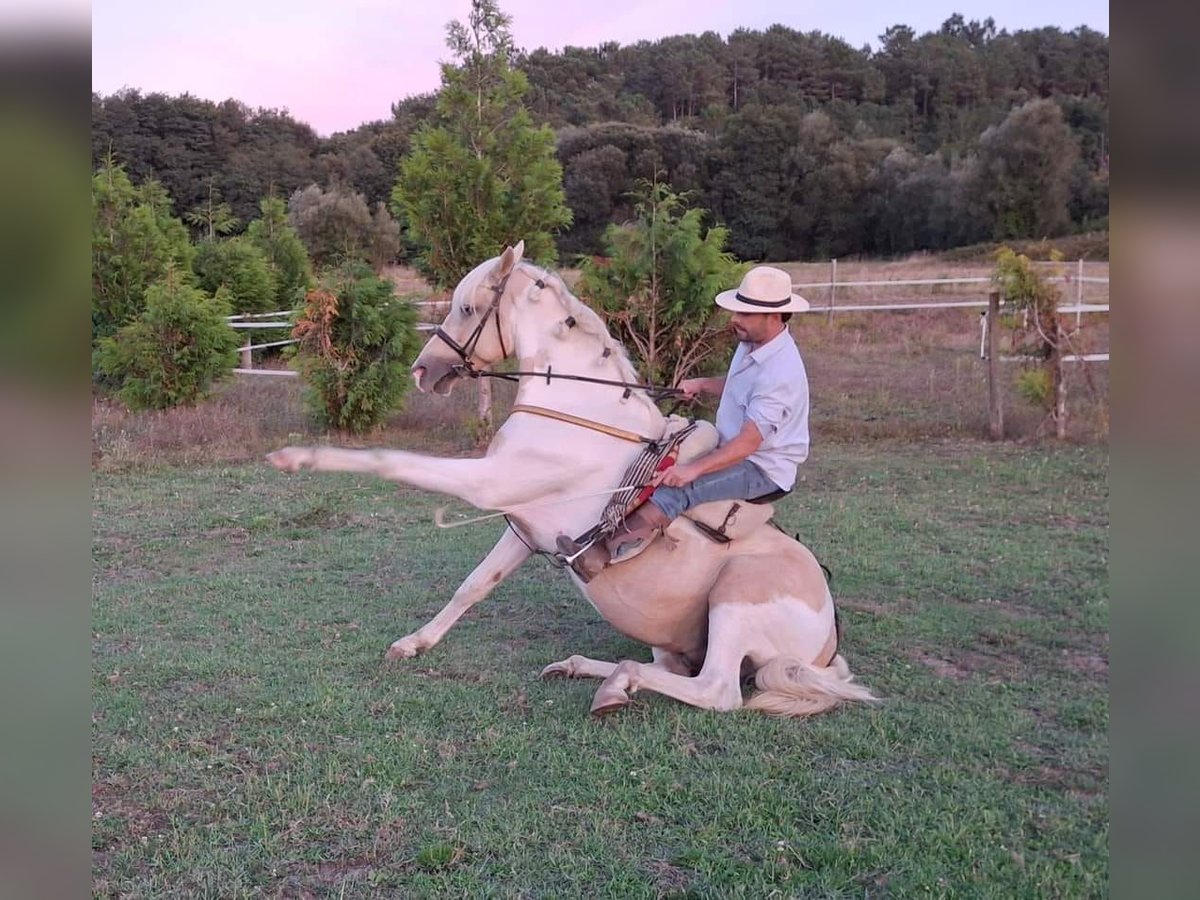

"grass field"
[93,251,1108,895]
[92,438,1108,897]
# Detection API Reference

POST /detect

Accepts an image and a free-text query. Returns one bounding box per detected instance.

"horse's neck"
[510,295,664,440]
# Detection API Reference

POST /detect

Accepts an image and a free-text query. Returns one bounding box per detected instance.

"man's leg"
[557,461,780,581]
[648,460,779,521]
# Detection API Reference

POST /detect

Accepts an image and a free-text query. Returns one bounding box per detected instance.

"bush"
[292,264,424,432]
[95,273,240,410]
[192,237,277,314]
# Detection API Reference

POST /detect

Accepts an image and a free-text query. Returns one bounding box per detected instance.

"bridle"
[431,266,529,376]
[428,263,687,408]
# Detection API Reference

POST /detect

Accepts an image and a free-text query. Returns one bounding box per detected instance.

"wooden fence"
[228,267,1108,438]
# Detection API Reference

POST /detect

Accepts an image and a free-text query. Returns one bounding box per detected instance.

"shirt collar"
[746,327,792,365]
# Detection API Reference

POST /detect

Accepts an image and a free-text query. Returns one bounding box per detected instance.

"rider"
[559,265,811,580]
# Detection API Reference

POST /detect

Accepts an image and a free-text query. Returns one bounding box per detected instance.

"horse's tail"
[745,654,879,718]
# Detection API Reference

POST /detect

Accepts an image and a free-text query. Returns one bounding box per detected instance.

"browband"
[735,292,791,308]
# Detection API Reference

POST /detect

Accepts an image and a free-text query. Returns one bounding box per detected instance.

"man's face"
[729,311,783,345]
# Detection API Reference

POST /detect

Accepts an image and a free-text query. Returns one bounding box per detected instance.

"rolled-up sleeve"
[746,381,791,438]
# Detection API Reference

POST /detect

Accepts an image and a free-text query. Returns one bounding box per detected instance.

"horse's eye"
[461,305,474,317]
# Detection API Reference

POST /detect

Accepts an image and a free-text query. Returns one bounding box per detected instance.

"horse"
[267,242,877,717]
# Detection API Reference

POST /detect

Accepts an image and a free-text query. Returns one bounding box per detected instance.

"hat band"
[735,292,791,308]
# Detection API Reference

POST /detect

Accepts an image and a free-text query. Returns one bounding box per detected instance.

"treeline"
[91,15,1107,261]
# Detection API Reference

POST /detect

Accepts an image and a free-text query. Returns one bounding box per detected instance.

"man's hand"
[677,376,724,399]
[656,461,704,488]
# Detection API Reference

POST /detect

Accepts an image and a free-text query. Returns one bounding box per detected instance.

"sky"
[92,0,1109,137]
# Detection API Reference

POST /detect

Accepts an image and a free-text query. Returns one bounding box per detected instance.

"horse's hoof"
[590,688,630,716]
[541,656,582,679]
[266,448,306,473]
[385,638,422,660]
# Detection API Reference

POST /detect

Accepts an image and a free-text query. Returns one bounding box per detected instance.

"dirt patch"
[644,859,693,894]
[837,598,915,616]
[909,645,1025,682]
[92,778,174,848]
[1062,651,1108,678]
[274,858,376,898]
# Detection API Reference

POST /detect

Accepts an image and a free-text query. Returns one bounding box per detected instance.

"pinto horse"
[268,243,876,717]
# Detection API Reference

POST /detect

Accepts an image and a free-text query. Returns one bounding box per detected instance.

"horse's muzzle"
[411,363,459,395]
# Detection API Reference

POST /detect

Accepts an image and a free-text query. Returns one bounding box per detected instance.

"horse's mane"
[520,262,643,388]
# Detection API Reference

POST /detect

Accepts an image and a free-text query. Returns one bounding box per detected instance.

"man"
[560,265,811,580]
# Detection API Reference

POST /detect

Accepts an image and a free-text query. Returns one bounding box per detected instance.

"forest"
[91,15,1108,262]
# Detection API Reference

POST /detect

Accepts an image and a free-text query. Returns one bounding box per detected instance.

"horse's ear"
[498,240,525,275]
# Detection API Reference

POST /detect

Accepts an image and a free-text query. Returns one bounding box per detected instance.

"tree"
[91,157,194,345]
[392,0,572,288]
[577,182,745,388]
[288,182,401,271]
[184,180,239,240]
[970,98,1079,239]
[291,264,424,432]
[246,196,313,308]
[192,237,277,315]
[95,270,240,409]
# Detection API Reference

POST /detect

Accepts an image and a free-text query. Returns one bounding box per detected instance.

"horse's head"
[411,242,530,395]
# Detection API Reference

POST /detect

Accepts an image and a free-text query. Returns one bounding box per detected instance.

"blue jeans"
[649,460,782,520]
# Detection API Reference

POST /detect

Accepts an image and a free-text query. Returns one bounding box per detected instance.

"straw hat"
[715,266,810,313]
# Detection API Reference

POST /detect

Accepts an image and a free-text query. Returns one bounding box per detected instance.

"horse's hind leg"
[541,647,694,681]
[387,528,531,660]
[590,608,748,715]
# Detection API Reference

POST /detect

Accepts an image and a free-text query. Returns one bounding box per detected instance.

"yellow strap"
[509,404,651,444]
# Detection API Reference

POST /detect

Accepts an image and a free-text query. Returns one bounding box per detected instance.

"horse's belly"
[579,545,719,652]
[582,582,709,652]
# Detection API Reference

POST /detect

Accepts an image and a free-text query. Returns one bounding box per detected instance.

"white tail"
[745,654,880,718]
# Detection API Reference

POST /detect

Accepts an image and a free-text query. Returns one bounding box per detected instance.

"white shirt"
[714,328,810,490]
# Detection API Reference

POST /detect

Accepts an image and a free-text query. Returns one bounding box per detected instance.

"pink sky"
[92,0,1109,136]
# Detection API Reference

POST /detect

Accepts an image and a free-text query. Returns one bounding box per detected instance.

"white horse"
[268,243,876,717]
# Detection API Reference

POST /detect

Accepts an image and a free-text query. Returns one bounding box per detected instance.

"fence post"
[1076,258,1084,329]
[1053,319,1067,439]
[987,291,1004,440]
[240,339,253,371]
[827,259,837,325]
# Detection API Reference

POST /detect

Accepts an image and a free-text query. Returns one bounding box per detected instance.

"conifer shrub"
[292,264,424,432]
[96,273,240,410]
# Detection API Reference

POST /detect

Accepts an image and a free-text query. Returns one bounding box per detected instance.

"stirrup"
[554,533,596,566]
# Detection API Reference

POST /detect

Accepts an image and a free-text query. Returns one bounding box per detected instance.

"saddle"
[590,418,786,565]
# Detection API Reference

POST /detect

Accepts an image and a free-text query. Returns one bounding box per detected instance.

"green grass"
[92,440,1108,898]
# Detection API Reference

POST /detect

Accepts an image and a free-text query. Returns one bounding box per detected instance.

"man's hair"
[781,313,793,324]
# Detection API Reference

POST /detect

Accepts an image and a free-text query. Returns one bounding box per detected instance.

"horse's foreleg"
[268,446,522,509]
[541,647,695,681]
[386,528,531,660]
[590,610,749,715]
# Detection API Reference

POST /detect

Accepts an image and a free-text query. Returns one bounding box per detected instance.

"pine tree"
[91,157,194,346]
[392,0,572,288]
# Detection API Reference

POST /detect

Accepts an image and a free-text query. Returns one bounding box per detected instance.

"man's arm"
[656,420,762,488]
[677,376,726,399]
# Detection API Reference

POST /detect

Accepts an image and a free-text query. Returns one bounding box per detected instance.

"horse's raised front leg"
[267,445,527,510]
[388,527,532,660]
